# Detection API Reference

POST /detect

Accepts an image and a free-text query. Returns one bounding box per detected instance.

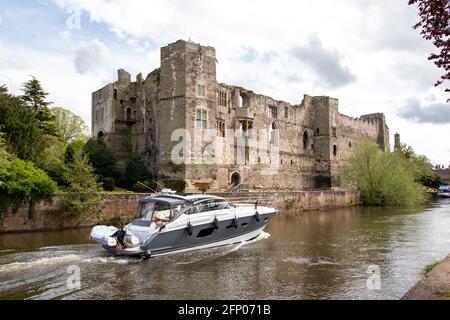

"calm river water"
[0,199,449,300]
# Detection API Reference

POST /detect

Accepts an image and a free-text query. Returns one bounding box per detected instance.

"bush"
[0,159,58,216]
[101,177,116,191]
[35,135,67,185]
[162,180,186,193]
[83,139,119,179]
[64,139,86,164]
[125,153,152,189]
[60,151,103,217]
[340,140,425,207]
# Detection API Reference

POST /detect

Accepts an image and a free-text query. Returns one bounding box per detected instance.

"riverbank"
[402,254,450,300]
[0,189,359,233]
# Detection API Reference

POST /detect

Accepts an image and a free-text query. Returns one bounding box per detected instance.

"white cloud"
[74,39,110,75]
[0,0,448,165]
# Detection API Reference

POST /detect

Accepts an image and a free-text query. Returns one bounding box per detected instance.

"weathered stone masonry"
[92,40,390,193]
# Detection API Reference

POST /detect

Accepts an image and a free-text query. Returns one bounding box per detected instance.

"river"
[0,199,449,300]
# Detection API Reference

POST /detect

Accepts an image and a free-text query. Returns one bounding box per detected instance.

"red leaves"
[409,0,450,98]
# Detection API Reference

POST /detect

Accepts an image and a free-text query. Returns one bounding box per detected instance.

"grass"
[423,261,440,275]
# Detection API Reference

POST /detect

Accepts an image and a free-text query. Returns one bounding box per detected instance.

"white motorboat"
[90,192,277,258]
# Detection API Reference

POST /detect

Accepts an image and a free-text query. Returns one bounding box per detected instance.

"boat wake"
[174,231,271,265]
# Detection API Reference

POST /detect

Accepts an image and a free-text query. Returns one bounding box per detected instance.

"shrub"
[101,177,116,191]
[60,151,103,217]
[340,140,425,207]
[162,180,186,193]
[125,153,152,189]
[0,159,58,217]
[82,138,119,179]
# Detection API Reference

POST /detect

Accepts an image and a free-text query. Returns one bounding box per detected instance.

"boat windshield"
[134,200,191,226]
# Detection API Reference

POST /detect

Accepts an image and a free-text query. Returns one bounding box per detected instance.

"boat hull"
[103,211,274,258]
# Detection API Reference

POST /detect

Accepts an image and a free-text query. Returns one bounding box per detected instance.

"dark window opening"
[216,121,225,137]
[333,145,337,157]
[218,90,227,106]
[126,108,132,120]
[269,122,278,145]
[316,128,320,134]
[332,127,337,138]
[231,172,241,186]
[284,106,289,118]
[197,227,215,238]
[97,131,105,140]
[269,106,278,118]
[303,130,308,150]
[349,141,352,148]
[113,89,118,100]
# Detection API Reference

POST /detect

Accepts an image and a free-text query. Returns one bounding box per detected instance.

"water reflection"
[0,199,449,300]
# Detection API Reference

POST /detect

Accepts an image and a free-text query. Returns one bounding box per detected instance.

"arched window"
[303,130,308,150]
[97,131,104,140]
[231,172,241,186]
[269,122,278,145]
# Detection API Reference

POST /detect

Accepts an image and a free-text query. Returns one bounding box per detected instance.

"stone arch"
[269,122,278,145]
[303,130,309,151]
[97,130,105,140]
[126,107,132,120]
[231,171,241,186]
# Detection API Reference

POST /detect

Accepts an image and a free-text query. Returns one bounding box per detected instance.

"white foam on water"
[175,231,272,265]
[81,256,135,265]
[0,254,81,274]
[283,257,339,266]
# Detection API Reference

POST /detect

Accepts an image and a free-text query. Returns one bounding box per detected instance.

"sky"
[0,0,449,166]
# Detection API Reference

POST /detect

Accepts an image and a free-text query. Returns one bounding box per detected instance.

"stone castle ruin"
[92,40,390,192]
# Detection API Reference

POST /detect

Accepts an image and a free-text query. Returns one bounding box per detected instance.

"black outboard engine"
[111,227,127,249]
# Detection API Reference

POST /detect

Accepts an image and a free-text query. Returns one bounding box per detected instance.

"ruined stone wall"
[0,190,359,233]
[91,39,390,192]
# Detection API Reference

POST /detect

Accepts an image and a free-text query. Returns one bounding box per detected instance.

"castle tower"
[158,40,218,190]
[394,133,401,151]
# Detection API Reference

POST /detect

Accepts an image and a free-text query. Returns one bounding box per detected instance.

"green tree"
[21,77,58,136]
[35,135,67,185]
[0,129,12,176]
[396,143,443,189]
[51,107,88,142]
[83,139,118,179]
[60,151,103,217]
[0,85,46,162]
[125,153,152,189]
[0,159,58,216]
[340,141,425,207]
[64,139,86,164]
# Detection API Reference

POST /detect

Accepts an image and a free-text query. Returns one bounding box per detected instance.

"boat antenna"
[137,181,158,194]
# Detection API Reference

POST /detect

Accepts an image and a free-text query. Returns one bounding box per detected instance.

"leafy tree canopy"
[60,151,103,217]
[21,77,58,136]
[51,107,88,142]
[82,138,118,179]
[341,141,426,207]
[409,0,450,98]
[0,85,46,162]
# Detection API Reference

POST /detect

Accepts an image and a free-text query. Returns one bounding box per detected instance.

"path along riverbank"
[402,254,450,300]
